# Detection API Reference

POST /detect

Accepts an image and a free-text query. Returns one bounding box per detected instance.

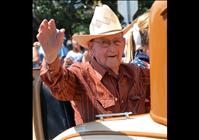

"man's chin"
[97,58,121,69]
[107,58,121,65]
[106,62,120,69]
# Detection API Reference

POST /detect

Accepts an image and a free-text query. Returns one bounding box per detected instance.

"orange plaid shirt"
[40,57,150,125]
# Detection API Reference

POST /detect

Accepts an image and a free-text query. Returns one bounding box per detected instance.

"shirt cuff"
[41,57,61,73]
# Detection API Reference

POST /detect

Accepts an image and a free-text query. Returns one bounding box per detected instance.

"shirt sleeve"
[140,67,150,112]
[40,57,78,101]
[140,67,150,85]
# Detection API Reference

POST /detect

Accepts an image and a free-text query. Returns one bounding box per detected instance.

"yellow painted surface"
[149,1,167,125]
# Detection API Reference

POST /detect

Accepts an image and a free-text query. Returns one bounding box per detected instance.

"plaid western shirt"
[40,57,150,125]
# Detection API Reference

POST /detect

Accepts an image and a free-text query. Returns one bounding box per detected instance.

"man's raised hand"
[37,19,65,64]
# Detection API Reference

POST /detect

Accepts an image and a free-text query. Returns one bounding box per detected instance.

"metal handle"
[96,112,132,121]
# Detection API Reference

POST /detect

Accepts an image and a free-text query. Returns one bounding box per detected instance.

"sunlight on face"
[90,33,125,71]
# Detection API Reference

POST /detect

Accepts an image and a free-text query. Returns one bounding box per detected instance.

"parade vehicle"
[33,1,167,139]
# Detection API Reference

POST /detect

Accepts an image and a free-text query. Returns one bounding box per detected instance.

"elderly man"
[37,4,150,125]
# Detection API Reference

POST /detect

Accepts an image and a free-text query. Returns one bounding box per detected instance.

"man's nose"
[108,44,116,52]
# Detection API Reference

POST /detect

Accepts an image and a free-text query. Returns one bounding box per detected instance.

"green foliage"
[133,0,155,20]
[33,0,94,41]
[33,0,149,42]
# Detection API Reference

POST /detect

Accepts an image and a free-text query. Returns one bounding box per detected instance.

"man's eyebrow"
[93,38,106,41]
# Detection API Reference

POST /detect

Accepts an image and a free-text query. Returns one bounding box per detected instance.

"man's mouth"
[108,55,117,58]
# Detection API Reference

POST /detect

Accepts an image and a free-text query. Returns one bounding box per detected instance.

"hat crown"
[89,4,122,35]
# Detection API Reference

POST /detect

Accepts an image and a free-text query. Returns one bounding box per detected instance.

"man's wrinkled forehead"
[94,32,124,40]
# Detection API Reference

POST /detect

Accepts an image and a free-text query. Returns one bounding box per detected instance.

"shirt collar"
[119,63,134,79]
[90,58,133,80]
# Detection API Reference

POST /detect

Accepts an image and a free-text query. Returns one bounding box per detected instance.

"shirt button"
[121,100,124,103]
[115,98,118,101]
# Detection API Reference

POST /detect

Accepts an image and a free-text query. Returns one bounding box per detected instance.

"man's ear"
[88,41,92,49]
[87,41,93,51]
[87,41,94,57]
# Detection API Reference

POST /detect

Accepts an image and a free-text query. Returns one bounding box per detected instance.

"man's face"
[89,32,125,70]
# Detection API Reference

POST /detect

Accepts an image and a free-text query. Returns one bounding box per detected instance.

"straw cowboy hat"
[72,4,132,48]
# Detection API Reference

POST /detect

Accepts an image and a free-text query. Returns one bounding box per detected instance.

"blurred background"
[32,0,154,43]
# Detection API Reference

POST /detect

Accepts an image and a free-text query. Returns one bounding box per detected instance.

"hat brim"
[72,23,133,48]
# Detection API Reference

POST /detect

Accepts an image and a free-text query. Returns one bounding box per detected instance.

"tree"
[33,0,121,42]
[33,0,95,42]
[133,0,155,20]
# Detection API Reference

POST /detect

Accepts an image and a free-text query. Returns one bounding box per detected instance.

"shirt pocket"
[129,93,145,114]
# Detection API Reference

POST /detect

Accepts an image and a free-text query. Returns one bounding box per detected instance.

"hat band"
[93,29,122,35]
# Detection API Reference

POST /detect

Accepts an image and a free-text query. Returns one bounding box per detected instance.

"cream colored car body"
[53,114,166,140]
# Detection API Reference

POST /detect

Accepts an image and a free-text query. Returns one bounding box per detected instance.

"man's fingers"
[59,28,65,35]
[55,28,65,49]
[43,19,48,26]
[36,19,66,60]
[38,19,48,33]
[48,19,57,36]
[36,32,45,48]
[36,32,42,42]
[57,28,65,43]
[48,19,56,30]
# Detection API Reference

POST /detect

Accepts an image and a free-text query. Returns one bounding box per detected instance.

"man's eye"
[113,40,121,45]
[102,40,108,44]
